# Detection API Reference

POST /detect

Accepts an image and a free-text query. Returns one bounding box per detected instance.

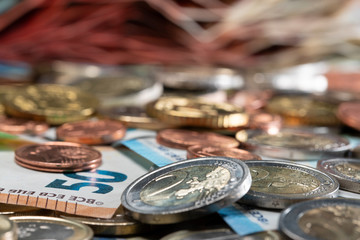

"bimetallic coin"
[121,157,251,224]
[0,116,48,135]
[239,230,290,240]
[280,198,360,240]
[4,84,98,125]
[56,119,126,145]
[236,129,350,160]
[187,145,261,161]
[14,142,102,172]
[239,160,339,209]
[160,228,239,240]
[266,95,340,126]
[97,106,177,130]
[59,206,148,236]
[157,129,239,150]
[317,158,360,193]
[10,216,93,240]
[147,96,248,128]
[337,101,360,131]
[0,215,17,240]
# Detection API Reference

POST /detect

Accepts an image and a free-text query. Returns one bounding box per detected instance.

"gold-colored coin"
[266,95,340,126]
[4,84,98,125]
[146,96,248,128]
[59,206,148,236]
[0,85,21,116]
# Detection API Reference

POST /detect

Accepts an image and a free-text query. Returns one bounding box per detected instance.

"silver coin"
[317,158,360,193]
[279,198,360,240]
[121,157,251,224]
[10,216,93,240]
[236,129,351,160]
[0,215,17,240]
[160,228,240,240]
[238,160,339,209]
[239,230,290,240]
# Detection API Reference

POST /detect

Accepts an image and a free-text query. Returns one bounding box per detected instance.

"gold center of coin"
[140,166,231,207]
[335,163,360,180]
[250,166,320,194]
[298,205,360,240]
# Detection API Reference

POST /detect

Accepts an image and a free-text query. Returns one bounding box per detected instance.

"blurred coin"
[97,106,176,130]
[0,215,17,240]
[0,85,20,116]
[317,158,360,193]
[279,198,360,240]
[160,228,239,240]
[228,90,273,113]
[0,116,48,135]
[239,160,339,209]
[351,145,360,158]
[147,96,248,128]
[248,112,282,133]
[121,157,251,224]
[236,129,350,160]
[157,129,239,149]
[336,101,360,131]
[266,95,340,126]
[4,84,98,125]
[60,205,148,236]
[56,119,126,145]
[239,230,290,240]
[157,66,244,91]
[187,145,261,160]
[14,142,102,172]
[10,216,93,240]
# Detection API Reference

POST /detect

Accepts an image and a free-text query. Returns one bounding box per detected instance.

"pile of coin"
[1,62,360,239]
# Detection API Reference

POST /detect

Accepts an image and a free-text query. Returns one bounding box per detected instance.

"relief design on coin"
[140,166,231,207]
[239,161,339,209]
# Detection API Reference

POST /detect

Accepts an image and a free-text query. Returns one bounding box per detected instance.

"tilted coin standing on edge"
[0,215,17,240]
[238,160,339,209]
[121,157,251,224]
[279,198,360,240]
[317,158,360,193]
[156,129,240,150]
[236,129,351,160]
[10,216,93,240]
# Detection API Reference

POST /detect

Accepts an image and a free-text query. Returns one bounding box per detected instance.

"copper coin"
[56,119,126,145]
[14,142,102,172]
[187,145,262,160]
[337,101,360,131]
[249,112,282,133]
[0,116,49,135]
[156,129,239,149]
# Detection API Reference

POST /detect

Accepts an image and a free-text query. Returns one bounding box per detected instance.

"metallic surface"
[157,129,239,149]
[56,119,126,145]
[187,145,261,161]
[239,230,290,240]
[160,228,239,240]
[10,216,93,240]
[0,215,17,240]
[121,157,251,224]
[280,198,360,240]
[317,158,360,193]
[0,116,48,135]
[239,160,339,209]
[337,101,360,131]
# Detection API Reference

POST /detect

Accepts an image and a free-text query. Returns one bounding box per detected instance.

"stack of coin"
[3,84,99,125]
[14,142,102,172]
[56,119,126,145]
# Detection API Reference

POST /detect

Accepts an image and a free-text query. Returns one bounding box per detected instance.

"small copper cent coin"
[156,129,239,149]
[0,116,49,135]
[14,142,102,172]
[337,101,360,131]
[187,145,261,161]
[56,119,126,145]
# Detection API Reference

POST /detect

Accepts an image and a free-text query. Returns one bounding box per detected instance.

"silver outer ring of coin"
[238,160,339,209]
[0,215,17,239]
[121,157,251,224]
[10,216,93,240]
[317,158,360,193]
[238,129,351,160]
[279,198,360,240]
